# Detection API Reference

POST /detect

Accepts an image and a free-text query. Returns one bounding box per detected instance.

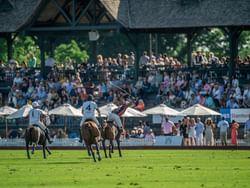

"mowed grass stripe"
[0,150,249,188]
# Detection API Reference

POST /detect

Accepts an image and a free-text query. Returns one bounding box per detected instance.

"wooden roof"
[101,0,250,29]
[0,0,43,33]
[0,0,250,33]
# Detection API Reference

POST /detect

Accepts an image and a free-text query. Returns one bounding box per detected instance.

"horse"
[101,120,122,158]
[25,126,51,159]
[81,120,102,162]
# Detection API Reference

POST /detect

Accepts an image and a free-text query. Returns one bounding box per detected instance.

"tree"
[13,36,40,65]
[0,38,7,62]
[54,40,89,65]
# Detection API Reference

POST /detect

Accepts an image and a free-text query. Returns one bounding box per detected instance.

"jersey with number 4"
[82,101,98,117]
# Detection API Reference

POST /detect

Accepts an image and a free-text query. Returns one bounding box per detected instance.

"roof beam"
[28,24,120,32]
[52,0,72,24]
[75,0,94,25]
[52,0,71,23]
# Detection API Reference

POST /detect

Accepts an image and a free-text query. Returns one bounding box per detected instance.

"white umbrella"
[49,104,82,117]
[179,104,221,116]
[49,104,82,131]
[122,107,146,117]
[0,106,17,138]
[0,106,17,115]
[95,103,146,117]
[7,104,33,119]
[143,104,180,116]
[97,103,118,117]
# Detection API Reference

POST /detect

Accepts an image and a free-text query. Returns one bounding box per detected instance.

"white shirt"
[217,120,229,133]
[45,57,55,67]
[29,108,46,124]
[82,101,98,117]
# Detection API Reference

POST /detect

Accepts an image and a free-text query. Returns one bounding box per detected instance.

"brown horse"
[81,120,101,162]
[101,120,122,158]
[25,126,51,159]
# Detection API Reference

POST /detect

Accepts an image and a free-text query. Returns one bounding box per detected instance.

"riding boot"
[45,128,53,144]
[79,129,82,143]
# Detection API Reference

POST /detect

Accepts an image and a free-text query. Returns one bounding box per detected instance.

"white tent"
[0,106,18,138]
[122,107,146,117]
[97,103,118,117]
[49,104,82,131]
[7,104,33,119]
[49,104,82,117]
[93,103,146,117]
[0,106,17,115]
[179,104,221,116]
[143,104,180,116]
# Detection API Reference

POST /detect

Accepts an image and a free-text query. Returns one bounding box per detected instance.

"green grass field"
[0,149,249,188]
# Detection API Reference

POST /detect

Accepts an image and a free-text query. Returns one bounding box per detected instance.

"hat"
[32,101,40,108]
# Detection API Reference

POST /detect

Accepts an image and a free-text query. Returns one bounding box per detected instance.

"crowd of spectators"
[0,50,250,113]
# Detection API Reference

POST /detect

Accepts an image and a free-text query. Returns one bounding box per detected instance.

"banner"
[220,108,231,122]
[231,109,250,123]
[155,136,182,146]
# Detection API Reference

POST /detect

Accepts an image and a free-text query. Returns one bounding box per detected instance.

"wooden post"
[6,33,13,61]
[228,27,241,80]
[38,36,46,78]
[187,32,193,67]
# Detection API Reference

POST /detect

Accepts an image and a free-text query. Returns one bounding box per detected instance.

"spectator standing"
[27,53,37,68]
[231,120,240,146]
[188,118,196,146]
[204,117,215,146]
[217,117,229,146]
[195,117,205,146]
[161,117,175,136]
[139,51,150,67]
[244,114,250,143]
[180,117,190,146]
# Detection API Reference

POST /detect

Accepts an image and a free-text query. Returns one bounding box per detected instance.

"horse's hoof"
[98,158,102,161]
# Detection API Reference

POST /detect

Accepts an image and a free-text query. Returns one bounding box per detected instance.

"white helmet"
[32,101,40,108]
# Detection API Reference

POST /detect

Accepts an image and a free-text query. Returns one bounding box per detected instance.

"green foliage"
[13,36,40,65]
[0,38,7,62]
[54,40,89,64]
[193,28,229,57]
[239,31,250,59]
[158,33,187,62]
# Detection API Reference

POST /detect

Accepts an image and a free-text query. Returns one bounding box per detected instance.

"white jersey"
[29,108,46,125]
[82,101,98,117]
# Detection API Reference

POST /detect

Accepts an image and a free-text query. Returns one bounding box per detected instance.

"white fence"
[0,137,249,147]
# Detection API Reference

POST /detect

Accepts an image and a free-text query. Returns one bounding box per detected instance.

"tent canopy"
[0,106,17,115]
[143,104,180,116]
[7,104,33,119]
[179,104,221,116]
[49,104,82,117]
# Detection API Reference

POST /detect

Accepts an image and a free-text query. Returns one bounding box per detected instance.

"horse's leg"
[111,139,114,153]
[86,144,91,156]
[31,144,35,154]
[89,145,96,162]
[43,145,46,159]
[26,142,30,159]
[108,140,112,158]
[116,138,122,157]
[102,140,108,158]
[46,146,51,155]
[96,143,101,161]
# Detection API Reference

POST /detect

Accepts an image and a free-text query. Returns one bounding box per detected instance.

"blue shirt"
[245,119,250,132]
[195,122,204,136]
